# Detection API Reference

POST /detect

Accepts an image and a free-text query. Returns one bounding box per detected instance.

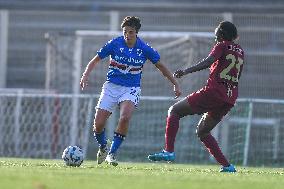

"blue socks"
[94,130,126,154]
[94,129,107,149]
[109,132,126,154]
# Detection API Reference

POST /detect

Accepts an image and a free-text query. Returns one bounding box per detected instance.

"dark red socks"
[165,114,180,152]
[201,134,230,167]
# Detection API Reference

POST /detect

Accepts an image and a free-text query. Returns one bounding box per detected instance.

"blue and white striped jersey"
[97,36,160,87]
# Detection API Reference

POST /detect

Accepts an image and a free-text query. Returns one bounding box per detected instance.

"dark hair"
[121,16,141,33]
[218,21,238,41]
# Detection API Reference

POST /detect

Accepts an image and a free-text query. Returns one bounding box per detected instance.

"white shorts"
[96,81,141,113]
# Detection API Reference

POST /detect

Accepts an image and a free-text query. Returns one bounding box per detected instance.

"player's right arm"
[80,55,101,90]
[174,55,215,78]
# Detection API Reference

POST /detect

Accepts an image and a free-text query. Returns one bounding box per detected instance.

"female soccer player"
[148,21,244,172]
[80,16,181,166]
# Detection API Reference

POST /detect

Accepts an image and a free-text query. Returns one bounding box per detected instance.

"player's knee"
[196,125,202,138]
[196,127,207,139]
[168,105,179,117]
[196,121,208,139]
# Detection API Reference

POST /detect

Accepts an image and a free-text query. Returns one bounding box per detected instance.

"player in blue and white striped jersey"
[80,16,181,166]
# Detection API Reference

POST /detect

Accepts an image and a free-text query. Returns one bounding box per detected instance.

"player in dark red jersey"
[148,21,244,173]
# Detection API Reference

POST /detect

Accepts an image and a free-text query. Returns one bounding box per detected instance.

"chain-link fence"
[0,91,283,167]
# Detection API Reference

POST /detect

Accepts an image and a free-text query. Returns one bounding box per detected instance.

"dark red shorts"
[187,86,234,121]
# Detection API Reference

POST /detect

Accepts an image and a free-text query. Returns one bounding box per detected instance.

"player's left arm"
[155,61,182,98]
[174,55,216,78]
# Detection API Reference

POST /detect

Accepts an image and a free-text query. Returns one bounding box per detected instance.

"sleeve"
[208,42,224,60]
[97,39,114,59]
[144,43,160,64]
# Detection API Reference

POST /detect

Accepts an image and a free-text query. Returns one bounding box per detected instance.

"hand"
[80,74,89,90]
[173,70,185,78]
[173,84,182,99]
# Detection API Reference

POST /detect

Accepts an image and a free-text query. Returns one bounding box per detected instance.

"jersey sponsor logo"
[109,59,143,75]
[114,55,144,64]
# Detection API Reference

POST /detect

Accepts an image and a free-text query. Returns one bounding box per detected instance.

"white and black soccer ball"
[62,145,84,167]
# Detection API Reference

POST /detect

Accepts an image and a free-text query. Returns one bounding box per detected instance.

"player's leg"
[165,97,195,152]
[148,97,195,162]
[110,100,136,154]
[94,82,118,164]
[115,100,136,135]
[197,106,236,172]
[93,108,112,164]
[106,100,136,166]
[93,108,112,145]
[163,87,213,155]
[106,86,140,166]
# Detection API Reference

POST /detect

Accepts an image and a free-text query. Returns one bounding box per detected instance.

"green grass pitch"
[0,158,283,189]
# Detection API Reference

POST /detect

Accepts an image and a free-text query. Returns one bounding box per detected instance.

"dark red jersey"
[207,41,244,105]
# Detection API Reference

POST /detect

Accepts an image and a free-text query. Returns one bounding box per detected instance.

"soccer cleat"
[148,150,175,162]
[105,153,118,167]
[220,164,237,173]
[96,147,108,164]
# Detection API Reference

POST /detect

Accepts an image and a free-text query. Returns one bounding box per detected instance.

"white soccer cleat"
[105,153,118,167]
[96,147,108,164]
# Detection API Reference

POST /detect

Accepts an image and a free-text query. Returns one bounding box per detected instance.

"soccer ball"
[62,145,84,167]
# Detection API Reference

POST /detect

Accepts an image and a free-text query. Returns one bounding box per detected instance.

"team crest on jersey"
[136,49,143,56]
[120,48,124,53]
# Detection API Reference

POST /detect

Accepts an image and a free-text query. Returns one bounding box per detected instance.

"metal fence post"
[0,10,8,88]
[243,101,253,166]
[14,89,23,156]
[70,36,82,145]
